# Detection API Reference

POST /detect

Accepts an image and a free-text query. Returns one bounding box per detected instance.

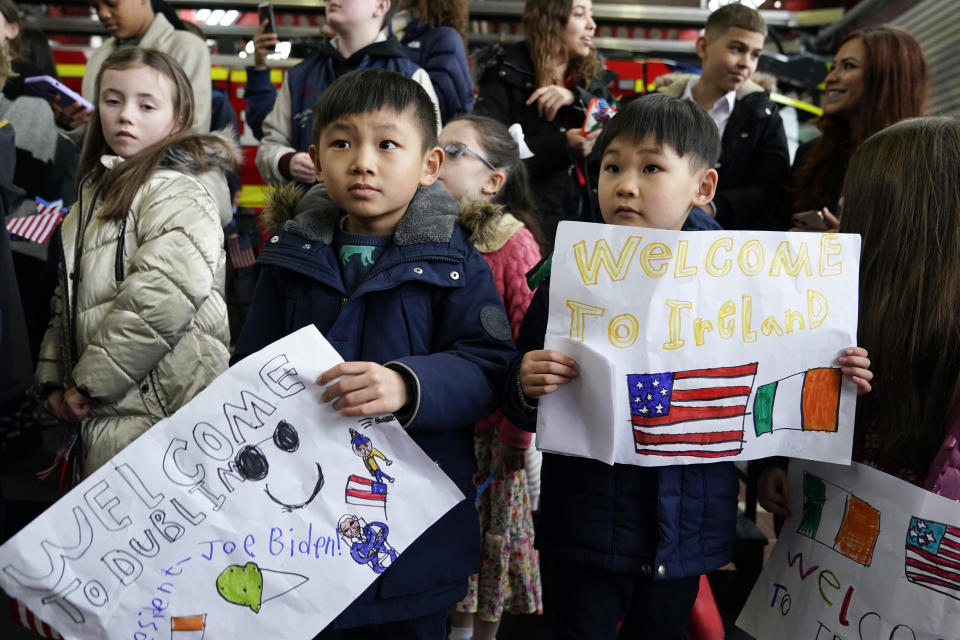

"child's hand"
[757,466,790,517]
[289,152,318,184]
[318,362,408,417]
[43,390,68,422]
[520,349,578,398]
[62,387,92,421]
[839,346,872,394]
[526,85,575,122]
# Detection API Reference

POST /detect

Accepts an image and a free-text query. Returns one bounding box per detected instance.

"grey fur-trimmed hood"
[261,181,461,247]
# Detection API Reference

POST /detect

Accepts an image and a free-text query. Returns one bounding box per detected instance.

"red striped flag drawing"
[905,516,960,600]
[226,233,257,269]
[345,474,387,510]
[8,597,62,638]
[6,198,65,244]
[628,363,758,458]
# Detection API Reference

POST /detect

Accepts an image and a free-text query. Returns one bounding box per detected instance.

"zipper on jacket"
[67,179,104,368]
[149,370,169,416]
[114,218,127,282]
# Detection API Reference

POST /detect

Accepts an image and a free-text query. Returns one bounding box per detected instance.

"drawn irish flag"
[798,471,880,566]
[170,614,205,639]
[753,368,842,437]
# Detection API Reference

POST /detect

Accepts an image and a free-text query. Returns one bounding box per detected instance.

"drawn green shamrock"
[216,562,263,613]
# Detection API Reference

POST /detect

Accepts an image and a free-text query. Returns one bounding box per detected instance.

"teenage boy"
[252,0,441,185]
[233,68,515,638]
[504,95,871,639]
[655,3,789,230]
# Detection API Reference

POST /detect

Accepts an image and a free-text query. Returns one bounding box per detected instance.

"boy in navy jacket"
[234,68,516,638]
[504,95,871,639]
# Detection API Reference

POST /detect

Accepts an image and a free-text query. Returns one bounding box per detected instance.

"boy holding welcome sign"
[502,94,873,639]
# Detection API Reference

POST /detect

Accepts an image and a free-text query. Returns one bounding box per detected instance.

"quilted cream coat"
[36,136,234,478]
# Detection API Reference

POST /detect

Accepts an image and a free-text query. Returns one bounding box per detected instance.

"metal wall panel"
[891,0,960,115]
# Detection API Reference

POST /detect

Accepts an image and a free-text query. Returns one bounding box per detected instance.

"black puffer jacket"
[656,73,790,230]
[474,42,615,243]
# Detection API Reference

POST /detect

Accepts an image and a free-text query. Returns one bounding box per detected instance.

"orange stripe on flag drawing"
[171,615,206,631]
[835,494,881,566]
[801,368,842,432]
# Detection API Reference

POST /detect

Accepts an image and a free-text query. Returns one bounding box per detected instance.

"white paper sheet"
[737,461,960,639]
[0,326,465,639]
[538,222,861,466]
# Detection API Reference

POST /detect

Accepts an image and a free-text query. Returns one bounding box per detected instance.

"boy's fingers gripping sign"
[520,349,578,398]
[318,362,408,417]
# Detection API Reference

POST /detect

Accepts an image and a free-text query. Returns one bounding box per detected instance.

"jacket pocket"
[138,370,168,421]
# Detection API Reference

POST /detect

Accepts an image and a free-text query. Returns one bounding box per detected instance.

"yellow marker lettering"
[673,240,698,278]
[784,309,806,333]
[761,316,784,337]
[705,238,733,277]
[769,241,813,277]
[573,237,642,286]
[566,299,605,342]
[638,242,673,278]
[738,240,764,276]
[663,299,693,350]
[819,234,843,276]
[608,314,639,349]
[741,295,757,342]
[718,300,736,340]
[693,318,714,346]
[807,289,828,329]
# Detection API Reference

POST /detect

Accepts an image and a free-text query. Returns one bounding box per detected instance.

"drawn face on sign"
[235,420,325,511]
[338,515,362,540]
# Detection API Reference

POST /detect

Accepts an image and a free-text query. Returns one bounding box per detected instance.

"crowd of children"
[0,0,956,638]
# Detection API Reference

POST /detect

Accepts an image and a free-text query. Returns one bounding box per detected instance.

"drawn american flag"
[226,232,257,269]
[345,474,387,510]
[905,516,960,600]
[629,363,758,458]
[8,597,62,638]
[5,198,65,244]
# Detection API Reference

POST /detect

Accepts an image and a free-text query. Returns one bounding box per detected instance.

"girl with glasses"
[437,114,545,640]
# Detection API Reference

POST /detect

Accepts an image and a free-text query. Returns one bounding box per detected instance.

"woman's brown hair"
[77,47,237,221]
[838,117,960,470]
[794,25,929,212]
[400,0,467,39]
[522,0,600,89]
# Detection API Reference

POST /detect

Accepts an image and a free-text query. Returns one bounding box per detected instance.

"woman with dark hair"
[787,25,929,228]
[474,0,614,244]
[52,0,211,146]
[760,117,960,517]
[389,0,472,124]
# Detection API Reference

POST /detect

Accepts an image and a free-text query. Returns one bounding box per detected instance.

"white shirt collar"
[682,75,736,118]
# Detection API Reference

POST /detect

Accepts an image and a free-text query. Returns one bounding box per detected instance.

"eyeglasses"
[441,142,497,171]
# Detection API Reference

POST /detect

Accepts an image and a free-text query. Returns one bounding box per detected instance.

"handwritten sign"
[538,222,861,466]
[0,326,464,639]
[737,461,960,640]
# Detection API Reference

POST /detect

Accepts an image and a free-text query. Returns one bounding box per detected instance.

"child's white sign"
[0,326,464,639]
[539,222,861,466]
[737,461,960,639]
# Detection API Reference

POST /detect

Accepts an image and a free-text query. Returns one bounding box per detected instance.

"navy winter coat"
[390,16,473,123]
[503,215,738,580]
[233,182,517,627]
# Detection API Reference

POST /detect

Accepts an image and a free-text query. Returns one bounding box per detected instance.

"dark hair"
[794,25,928,212]
[78,47,238,220]
[452,114,547,252]
[151,0,187,31]
[598,93,720,169]
[311,68,438,150]
[839,117,960,471]
[20,27,58,78]
[0,0,22,60]
[705,3,766,39]
[399,0,468,38]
